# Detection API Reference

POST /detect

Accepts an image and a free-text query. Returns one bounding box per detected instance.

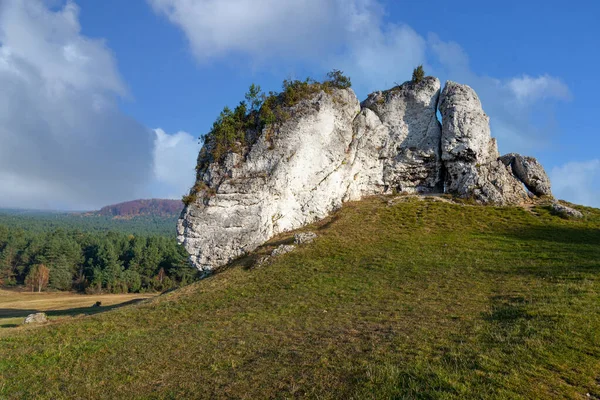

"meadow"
[0,196,598,399]
[0,288,154,329]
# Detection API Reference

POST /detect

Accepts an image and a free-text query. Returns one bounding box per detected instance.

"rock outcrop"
[500,153,552,197]
[439,82,528,205]
[178,78,554,272]
[294,232,317,245]
[178,88,362,271]
[360,77,443,193]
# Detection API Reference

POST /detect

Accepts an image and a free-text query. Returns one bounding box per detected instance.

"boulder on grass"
[551,203,583,219]
[294,232,317,245]
[271,245,296,257]
[24,313,48,324]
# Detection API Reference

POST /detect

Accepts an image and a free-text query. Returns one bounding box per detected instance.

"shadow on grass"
[484,296,531,324]
[498,224,600,247]
[486,225,600,278]
[0,298,148,321]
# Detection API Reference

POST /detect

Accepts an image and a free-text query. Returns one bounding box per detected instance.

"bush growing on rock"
[412,65,425,83]
[188,70,354,204]
[325,69,352,89]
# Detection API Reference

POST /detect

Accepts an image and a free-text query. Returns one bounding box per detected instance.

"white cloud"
[148,0,427,92]
[333,23,427,93]
[508,75,571,104]
[152,128,200,198]
[551,160,600,208]
[0,0,154,210]
[148,0,375,62]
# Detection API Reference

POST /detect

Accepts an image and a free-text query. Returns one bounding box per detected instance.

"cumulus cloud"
[551,160,600,208]
[332,23,427,93]
[148,0,383,64]
[508,75,571,104]
[148,0,428,93]
[0,0,154,210]
[152,128,200,198]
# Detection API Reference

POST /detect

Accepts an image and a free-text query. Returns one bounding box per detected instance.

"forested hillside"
[0,211,197,293]
[95,199,183,218]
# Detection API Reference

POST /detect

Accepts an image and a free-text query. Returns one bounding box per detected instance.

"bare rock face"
[439,81,528,205]
[179,78,554,272]
[178,89,362,271]
[360,77,443,193]
[500,153,552,197]
[178,80,447,271]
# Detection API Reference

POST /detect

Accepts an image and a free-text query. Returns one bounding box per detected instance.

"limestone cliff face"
[439,82,528,205]
[178,89,362,271]
[359,77,443,193]
[178,78,554,272]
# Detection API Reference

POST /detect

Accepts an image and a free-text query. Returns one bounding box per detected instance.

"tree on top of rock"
[412,65,425,84]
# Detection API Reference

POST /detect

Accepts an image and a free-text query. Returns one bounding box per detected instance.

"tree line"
[0,225,198,293]
[0,212,178,236]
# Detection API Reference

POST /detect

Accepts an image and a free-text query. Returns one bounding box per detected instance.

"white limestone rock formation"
[439,81,528,205]
[178,88,362,271]
[178,77,554,272]
[178,80,446,271]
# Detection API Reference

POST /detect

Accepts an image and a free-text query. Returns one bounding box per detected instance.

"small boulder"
[271,244,296,257]
[24,313,48,324]
[294,232,317,245]
[256,255,271,266]
[551,202,583,219]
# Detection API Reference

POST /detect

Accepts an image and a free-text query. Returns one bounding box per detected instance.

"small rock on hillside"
[24,313,48,324]
[294,232,317,245]
[551,202,583,219]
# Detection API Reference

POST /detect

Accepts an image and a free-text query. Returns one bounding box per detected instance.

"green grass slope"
[0,197,599,399]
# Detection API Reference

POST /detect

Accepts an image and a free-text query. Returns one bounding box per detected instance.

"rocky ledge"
[178,77,553,272]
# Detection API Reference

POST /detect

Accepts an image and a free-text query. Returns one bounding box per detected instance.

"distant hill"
[94,199,183,218]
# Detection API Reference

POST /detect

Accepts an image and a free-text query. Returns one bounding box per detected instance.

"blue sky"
[0,0,598,209]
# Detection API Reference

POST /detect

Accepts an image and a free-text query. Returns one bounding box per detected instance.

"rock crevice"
[178,78,554,271]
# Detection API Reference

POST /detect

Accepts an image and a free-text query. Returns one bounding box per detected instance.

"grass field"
[0,196,599,399]
[0,289,155,329]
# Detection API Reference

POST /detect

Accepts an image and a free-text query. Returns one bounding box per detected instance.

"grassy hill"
[0,196,599,399]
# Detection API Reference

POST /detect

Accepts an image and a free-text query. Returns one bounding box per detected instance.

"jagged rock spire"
[439,81,529,204]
